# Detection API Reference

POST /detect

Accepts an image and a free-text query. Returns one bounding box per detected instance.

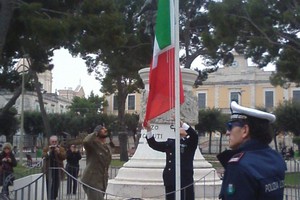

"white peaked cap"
[230,101,276,123]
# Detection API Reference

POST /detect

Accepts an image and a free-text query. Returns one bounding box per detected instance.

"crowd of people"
[0,101,297,199]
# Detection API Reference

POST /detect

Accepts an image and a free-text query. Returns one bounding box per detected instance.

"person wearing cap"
[0,142,17,196]
[81,124,112,200]
[144,121,198,200]
[66,144,82,195]
[42,135,66,200]
[217,101,286,200]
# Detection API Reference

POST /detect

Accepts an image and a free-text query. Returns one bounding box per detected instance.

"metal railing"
[284,159,300,200]
[2,159,300,200]
[9,167,220,200]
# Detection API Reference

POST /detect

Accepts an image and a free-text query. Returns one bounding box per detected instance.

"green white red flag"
[144,0,184,124]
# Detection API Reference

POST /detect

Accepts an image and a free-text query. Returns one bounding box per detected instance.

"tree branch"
[235,13,300,54]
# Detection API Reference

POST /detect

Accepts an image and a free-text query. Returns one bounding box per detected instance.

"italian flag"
[144,0,184,123]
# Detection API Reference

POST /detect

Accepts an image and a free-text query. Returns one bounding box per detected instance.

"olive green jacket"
[81,132,112,191]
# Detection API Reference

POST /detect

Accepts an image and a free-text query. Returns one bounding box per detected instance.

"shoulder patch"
[228,152,244,163]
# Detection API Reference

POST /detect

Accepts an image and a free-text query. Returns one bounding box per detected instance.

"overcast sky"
[51,48,102,97]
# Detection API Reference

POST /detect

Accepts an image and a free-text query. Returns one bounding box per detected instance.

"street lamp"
[17,58,29,163]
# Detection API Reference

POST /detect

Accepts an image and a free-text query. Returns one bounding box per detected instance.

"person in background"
[66,144,82,195]
[281,146,287,159]
[288,147,294,159]
[144,120,198,200]
[0,142,17,196]
[42,135,66,200]
[217,101,286,200]
[81,124,112,200]
[12,146,17,155]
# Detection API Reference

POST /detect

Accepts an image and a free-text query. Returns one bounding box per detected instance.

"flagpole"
[173,0,181,199]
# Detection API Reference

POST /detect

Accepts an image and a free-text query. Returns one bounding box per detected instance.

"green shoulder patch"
[227,183,235,195]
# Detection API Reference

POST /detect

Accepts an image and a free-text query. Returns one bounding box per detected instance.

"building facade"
[105,92,143,115]
[105,53,300,116]
[0,59,86,114]
[194,53,300,113]
[58,85,85,101]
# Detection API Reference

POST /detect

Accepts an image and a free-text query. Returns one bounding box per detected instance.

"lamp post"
[18,58,28,163]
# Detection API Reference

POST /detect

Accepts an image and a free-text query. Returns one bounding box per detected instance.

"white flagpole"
[173,0,181,199]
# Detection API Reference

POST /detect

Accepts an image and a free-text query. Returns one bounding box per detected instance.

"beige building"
[105,53,300,116]
[105,92,143,115]
[194,53,300,113]
[58,85,85,101]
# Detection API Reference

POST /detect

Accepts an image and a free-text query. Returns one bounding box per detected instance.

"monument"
[106,68,221,199]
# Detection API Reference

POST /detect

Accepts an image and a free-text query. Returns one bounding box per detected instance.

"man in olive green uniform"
[81,125,112,200]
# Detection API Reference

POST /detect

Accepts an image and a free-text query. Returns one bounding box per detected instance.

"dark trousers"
[165,184,195,200]
[0,171,14,195]
[46,169,60,200]
[66,165,79,194]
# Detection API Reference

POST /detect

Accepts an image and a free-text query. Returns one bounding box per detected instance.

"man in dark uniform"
[144,121,198,200]
[217,101,286,200]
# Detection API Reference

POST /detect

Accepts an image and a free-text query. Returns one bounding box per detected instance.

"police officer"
[144,121,198,200]
[217,101,286,200]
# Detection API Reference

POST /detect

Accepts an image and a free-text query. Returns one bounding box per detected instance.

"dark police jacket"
[217,139,286,200]
[146,126,198,187]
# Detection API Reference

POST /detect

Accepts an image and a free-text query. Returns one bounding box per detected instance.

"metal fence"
[2,159,300,200]
[284,159,300,200]
[199,136,229,154]
[198,136,298,155]
[10,168,220,200]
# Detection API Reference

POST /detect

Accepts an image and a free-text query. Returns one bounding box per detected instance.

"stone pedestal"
[106,68,221,199]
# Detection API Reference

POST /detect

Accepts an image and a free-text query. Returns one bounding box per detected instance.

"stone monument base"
[106,68,222,199]
[107,174,221,199]
[106,130,222,199]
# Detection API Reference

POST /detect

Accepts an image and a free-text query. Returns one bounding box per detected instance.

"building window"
[51,105,55,113]
[60,105,64,113]
[113,95,118,111]
[230,92,240,104]
[265,90,274,109]
[128,95,135,110]
[293,90,300,103]
[35,104,39,111]
[197,93,206,109]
